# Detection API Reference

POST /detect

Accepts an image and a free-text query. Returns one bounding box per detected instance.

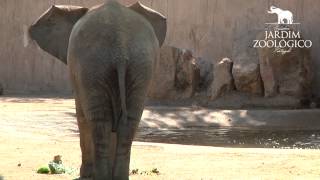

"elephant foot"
[80,163,93,178]
[112,156,130,180]
[93,173,112,180]
[93,161,113,180]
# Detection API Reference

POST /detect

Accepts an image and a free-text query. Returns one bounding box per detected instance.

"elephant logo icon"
[267,6,293,24]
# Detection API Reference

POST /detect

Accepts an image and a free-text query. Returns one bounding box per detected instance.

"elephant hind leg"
[72,61,120,179]
[75,96,94,178]
[113,70,151,179]
[78,92,115,179]
[70,69,94,178]
[90,120,113,180]
[113,118,139,180]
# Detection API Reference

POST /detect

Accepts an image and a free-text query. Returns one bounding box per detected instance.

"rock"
[299,98,311,108]
[314,97,320,108]
[148,46,200,100]
[209,58,234,100]
[195,57,213,91]
[0,83,3,95]
[232,53,263,95]
[258,25,312,98]
[148,46,176,99]
[310,102,317,109]
[232,30,263,95]
[175,49,200,92]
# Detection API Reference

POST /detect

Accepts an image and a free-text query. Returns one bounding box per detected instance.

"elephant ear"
[29,5,89,64]
[129,2,167,46]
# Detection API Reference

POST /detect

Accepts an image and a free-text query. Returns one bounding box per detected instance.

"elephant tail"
[113,60,128,132]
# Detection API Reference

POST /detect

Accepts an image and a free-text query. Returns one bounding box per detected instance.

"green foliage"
[37,166,50,174]
[151,168,160,174]
[36,155,77,175]
[48,161,66,174]
[131,168,139,175]
[130,168,160,176]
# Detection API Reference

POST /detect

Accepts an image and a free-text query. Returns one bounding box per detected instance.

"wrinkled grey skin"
[29,1,166,179]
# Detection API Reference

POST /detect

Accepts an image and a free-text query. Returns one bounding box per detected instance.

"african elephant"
[29,1,166,179]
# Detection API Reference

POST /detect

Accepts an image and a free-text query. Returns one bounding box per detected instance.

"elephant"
[29,1,166,179]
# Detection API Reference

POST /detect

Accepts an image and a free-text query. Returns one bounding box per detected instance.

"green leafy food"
[37,166,50,174]
[48,161,66,174]
[151,168,160,174]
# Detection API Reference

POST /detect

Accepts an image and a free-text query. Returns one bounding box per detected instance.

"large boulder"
[0,83,3,95]
[232,53,263,95]
[257,25,312,98]
[148,46,200,100]
[232,30,263,95]
[195,57,213,91]
[209,58,234,100]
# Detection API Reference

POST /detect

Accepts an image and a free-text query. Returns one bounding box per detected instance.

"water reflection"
[135,127,320,149]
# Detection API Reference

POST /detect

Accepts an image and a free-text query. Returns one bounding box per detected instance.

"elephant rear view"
[29,1,166,179]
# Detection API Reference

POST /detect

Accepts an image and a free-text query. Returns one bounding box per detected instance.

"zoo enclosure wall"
[1,0,320,96]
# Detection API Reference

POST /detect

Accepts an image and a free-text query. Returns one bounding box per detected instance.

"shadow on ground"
[63,108,320,149]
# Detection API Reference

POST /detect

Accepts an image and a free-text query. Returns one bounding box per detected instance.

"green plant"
[151,168,160,174]
[37,166,50,174]
[131,169,139,175]
[48,161,65,174]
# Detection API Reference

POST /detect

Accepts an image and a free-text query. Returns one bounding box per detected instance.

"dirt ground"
[1,97,320,179]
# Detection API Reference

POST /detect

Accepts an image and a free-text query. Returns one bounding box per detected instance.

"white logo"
[267,6,295,24]
[252,6,312,54]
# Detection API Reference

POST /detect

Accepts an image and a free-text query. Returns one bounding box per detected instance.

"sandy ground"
[1,97,320,179]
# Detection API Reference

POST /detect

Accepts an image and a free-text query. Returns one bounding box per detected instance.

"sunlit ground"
[1,96,320,179]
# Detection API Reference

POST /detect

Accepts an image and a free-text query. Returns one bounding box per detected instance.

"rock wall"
[207,26,312,107]
[257,26,312,98]
[1,0,320,97]
[148,46,200,100]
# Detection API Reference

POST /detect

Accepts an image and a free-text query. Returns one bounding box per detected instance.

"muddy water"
[135,128,320,149]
